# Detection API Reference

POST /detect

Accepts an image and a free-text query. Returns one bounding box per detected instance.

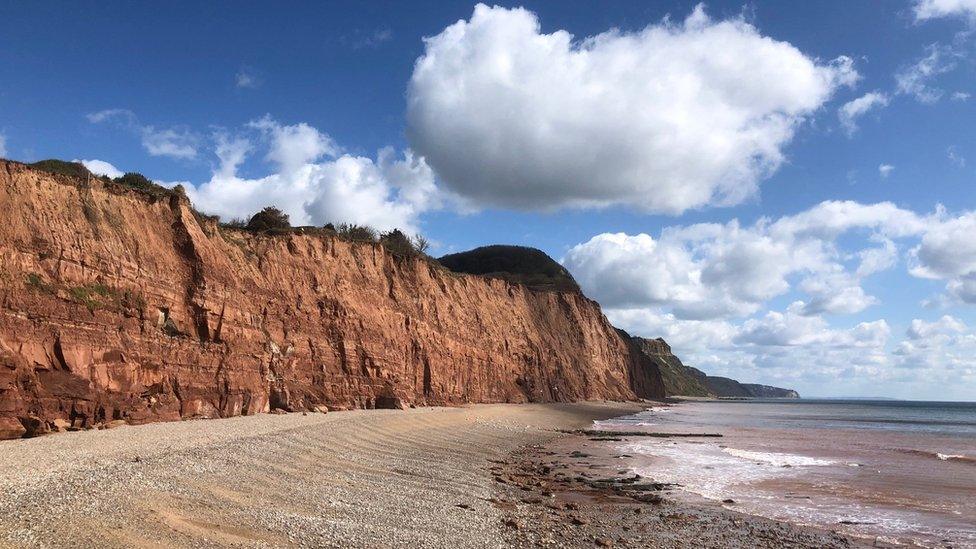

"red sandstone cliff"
[0,161,663,439]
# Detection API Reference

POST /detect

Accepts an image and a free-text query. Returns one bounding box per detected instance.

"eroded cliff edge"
[0,161,664,438]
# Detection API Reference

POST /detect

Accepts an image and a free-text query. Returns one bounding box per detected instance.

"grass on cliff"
[218,210,431,259]
[25,273,55,294]
[29,160,95,179]
[24,272,146,314]
[28,159,176,200]
[68,284,119,312]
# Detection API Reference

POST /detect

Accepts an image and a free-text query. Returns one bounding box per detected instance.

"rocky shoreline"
[492,422,871,548]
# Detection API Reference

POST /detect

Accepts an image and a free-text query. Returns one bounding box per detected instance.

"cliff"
[616,334,711,397]
[739,383,800,399]
[622,334,799,399]
[698,376,799,399]
[0,160,664,439]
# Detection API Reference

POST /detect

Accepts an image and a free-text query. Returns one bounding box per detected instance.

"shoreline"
[493,405,869,549]
[0,400,865,548]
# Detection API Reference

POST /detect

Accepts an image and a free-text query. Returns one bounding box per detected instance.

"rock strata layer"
[0,161,664,438]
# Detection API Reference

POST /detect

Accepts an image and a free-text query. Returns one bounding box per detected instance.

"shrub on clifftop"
[113,172,156,192]
[336,223,377,243]
[29,160,92,179]
[246,207,291,232]
[380,229,419,257]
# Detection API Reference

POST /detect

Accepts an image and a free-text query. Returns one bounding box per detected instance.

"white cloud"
[878,164,895,178]
[611,298,976,399]
[952,91,972,100]
[140,126,199,159]
[564,201,931,320]
[86,109,135,124]
[909,211,976,303]
[838,92,889,135]
[184,117,439,233]
[856,238,898,277]
[609,308,737,354]
[571,199,976,397]
[77,159,124,179]
[574,199,976,398]
[407,3,857,214]
[914,0,976,20]
[213,133,251,179]
[798,271,879,316]
[248,115,339,173]
[609,302,897,395]
[736,302,889,347]
[893,316,976,397]
[87,109,199,160]
[348,28,393,49]
[235,67,260,89]
[906,315,966,340]
[563,202,976,399]
[947,145,966,167]
[895,44,958,104]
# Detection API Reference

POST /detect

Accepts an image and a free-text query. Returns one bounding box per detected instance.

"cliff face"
[623,334,799,399]
[619,334,711,397]
[0,161,662,439]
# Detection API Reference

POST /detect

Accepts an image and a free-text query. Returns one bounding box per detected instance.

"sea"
[594,399,976,548]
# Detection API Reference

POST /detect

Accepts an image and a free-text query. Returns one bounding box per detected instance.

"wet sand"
[0,402,862,548]
[493,434,868,548]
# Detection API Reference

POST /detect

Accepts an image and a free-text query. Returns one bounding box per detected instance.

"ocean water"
[595,400,976,548]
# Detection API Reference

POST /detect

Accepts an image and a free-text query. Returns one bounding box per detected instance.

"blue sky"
[2,1,976,399]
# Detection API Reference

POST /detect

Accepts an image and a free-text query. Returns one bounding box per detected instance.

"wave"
[898,449,976,465]
[644,406,672,413]
[722,448,838,467]
[789,415,976,427]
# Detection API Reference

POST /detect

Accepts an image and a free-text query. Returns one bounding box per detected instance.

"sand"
[0,402,863,548]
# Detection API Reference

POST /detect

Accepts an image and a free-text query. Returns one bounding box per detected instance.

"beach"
[0,402,862,548]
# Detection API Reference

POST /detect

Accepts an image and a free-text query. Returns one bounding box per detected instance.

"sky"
[2,0,976,400]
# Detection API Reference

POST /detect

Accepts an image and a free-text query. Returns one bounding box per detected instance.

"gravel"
[0,402,640,548]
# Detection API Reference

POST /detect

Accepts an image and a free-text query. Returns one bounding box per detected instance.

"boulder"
[0,417,26,440]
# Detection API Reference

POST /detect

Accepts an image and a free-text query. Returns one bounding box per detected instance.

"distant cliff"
[0,160,665,439]
[617,335,711,397]
[621,334,799,399]
[739,383,801,399]
[438,245,580,292]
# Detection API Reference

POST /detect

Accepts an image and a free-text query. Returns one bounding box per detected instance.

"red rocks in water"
[0,160,667,439]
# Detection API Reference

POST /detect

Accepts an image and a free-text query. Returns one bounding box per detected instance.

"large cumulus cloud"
[407,3,856,213]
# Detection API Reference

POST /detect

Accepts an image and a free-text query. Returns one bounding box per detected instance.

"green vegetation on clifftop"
[438,245,580,292]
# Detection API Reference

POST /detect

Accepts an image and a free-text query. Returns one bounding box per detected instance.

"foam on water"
[606,399,976,548]
[622,438,974,547]
[721,447,839,467]
[622,440,830,500]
